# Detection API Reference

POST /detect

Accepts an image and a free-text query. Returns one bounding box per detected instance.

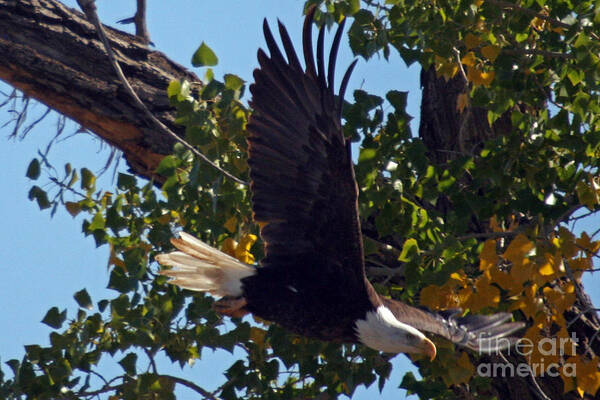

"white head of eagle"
[156,6,525,359]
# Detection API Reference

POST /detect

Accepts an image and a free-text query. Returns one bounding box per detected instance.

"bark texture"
[0,0,199,180]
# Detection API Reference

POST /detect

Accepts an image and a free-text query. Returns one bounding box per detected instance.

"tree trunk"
[1,1,598,399]
[0,0,199,180]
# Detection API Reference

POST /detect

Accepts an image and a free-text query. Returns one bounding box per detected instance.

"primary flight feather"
[156,6,524,359]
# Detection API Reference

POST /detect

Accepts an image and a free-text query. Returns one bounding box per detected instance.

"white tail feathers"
[155,232,255,297]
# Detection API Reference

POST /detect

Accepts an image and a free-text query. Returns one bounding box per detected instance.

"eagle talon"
[213,296,248,318]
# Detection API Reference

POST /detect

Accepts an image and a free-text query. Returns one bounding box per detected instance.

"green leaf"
[567,68,583,86]
[156,155,181,176]
[118,352,138,376]
[191,42,218,67]
[28,186,51,210]
[386,90,408,111]
[399,238,420,262]
[74,289,93,310]
[224,74,244,91]
[117,173,136,190]
[41,307,66,329]
[88,212,105,231]
[26,158,40,180]
[201,79,225,100]
[167,80,181,98]
[81,168,96,191]
[359,148,377,162]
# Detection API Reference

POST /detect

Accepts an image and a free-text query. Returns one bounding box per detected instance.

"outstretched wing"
[383,298,525,352]
[246,8,364,288]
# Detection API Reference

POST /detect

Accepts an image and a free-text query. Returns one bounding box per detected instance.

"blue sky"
[0,1,598,399]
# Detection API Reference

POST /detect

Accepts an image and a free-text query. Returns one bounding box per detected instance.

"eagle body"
[241,262,376,342]
[156,7,524,359]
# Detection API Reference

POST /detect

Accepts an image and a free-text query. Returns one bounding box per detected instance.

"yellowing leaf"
[538,261,555,276]
[461,51,477,67]
[572,357,600,396]
[421,284,464,310]
[576,231,600,254]
[481,45,501,62]
[420,285,445,310]
[157,213,171,225]
[479,239,498,273]
[534,252,562,286]
[235,234,257,264]
[467,66,495,86]
[474,0,484,7]
[510,283,541,318]
[224,216,237,233]
[221,238,237,257]
[457,92,469,113]
[464,33,481,50]
[570,257,592,271]
[65,201,82,217]
[489,215,502,232]
[504,234,535,265]
[449,270,468,285]
[238,234,257,251]
[489,266,517,294]
[510,260,534,286]
[531,16,546,31]
[468,275,500,312]
[434,55,459,81]
[249,327,267,349]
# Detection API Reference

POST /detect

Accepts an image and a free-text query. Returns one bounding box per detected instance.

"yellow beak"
[420,337,437,361]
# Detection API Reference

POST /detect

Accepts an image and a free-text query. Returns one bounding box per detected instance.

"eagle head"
[355,306,437,360]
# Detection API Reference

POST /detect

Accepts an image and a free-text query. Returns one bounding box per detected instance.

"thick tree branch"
[0,0,199,181]
[76,0,247,185]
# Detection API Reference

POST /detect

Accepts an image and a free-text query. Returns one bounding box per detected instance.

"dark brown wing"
[246,8,365,292]
[382,298,525,352]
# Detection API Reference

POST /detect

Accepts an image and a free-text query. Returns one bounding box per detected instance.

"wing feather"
[383,299,525,352]
[247,7,366,293]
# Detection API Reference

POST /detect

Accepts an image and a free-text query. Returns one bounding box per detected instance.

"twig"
[586,329,600,356]
[455,230,521,241]
[144,347,158,374]
[502,47,573,59]
[556,204,583,225]
[134,0,150,44]
[361,0,392,12]
[453,47,469,84]
[75,0,248,186]
[78,384,122,398]
[161,374,221,400]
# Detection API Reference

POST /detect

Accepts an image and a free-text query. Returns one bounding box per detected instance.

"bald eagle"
[156,7,524,360]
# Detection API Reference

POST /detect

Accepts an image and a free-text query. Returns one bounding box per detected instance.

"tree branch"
[0,0,200,181]
[76,0,247,186]
[134,0,150,44]
[162,374,221,399]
